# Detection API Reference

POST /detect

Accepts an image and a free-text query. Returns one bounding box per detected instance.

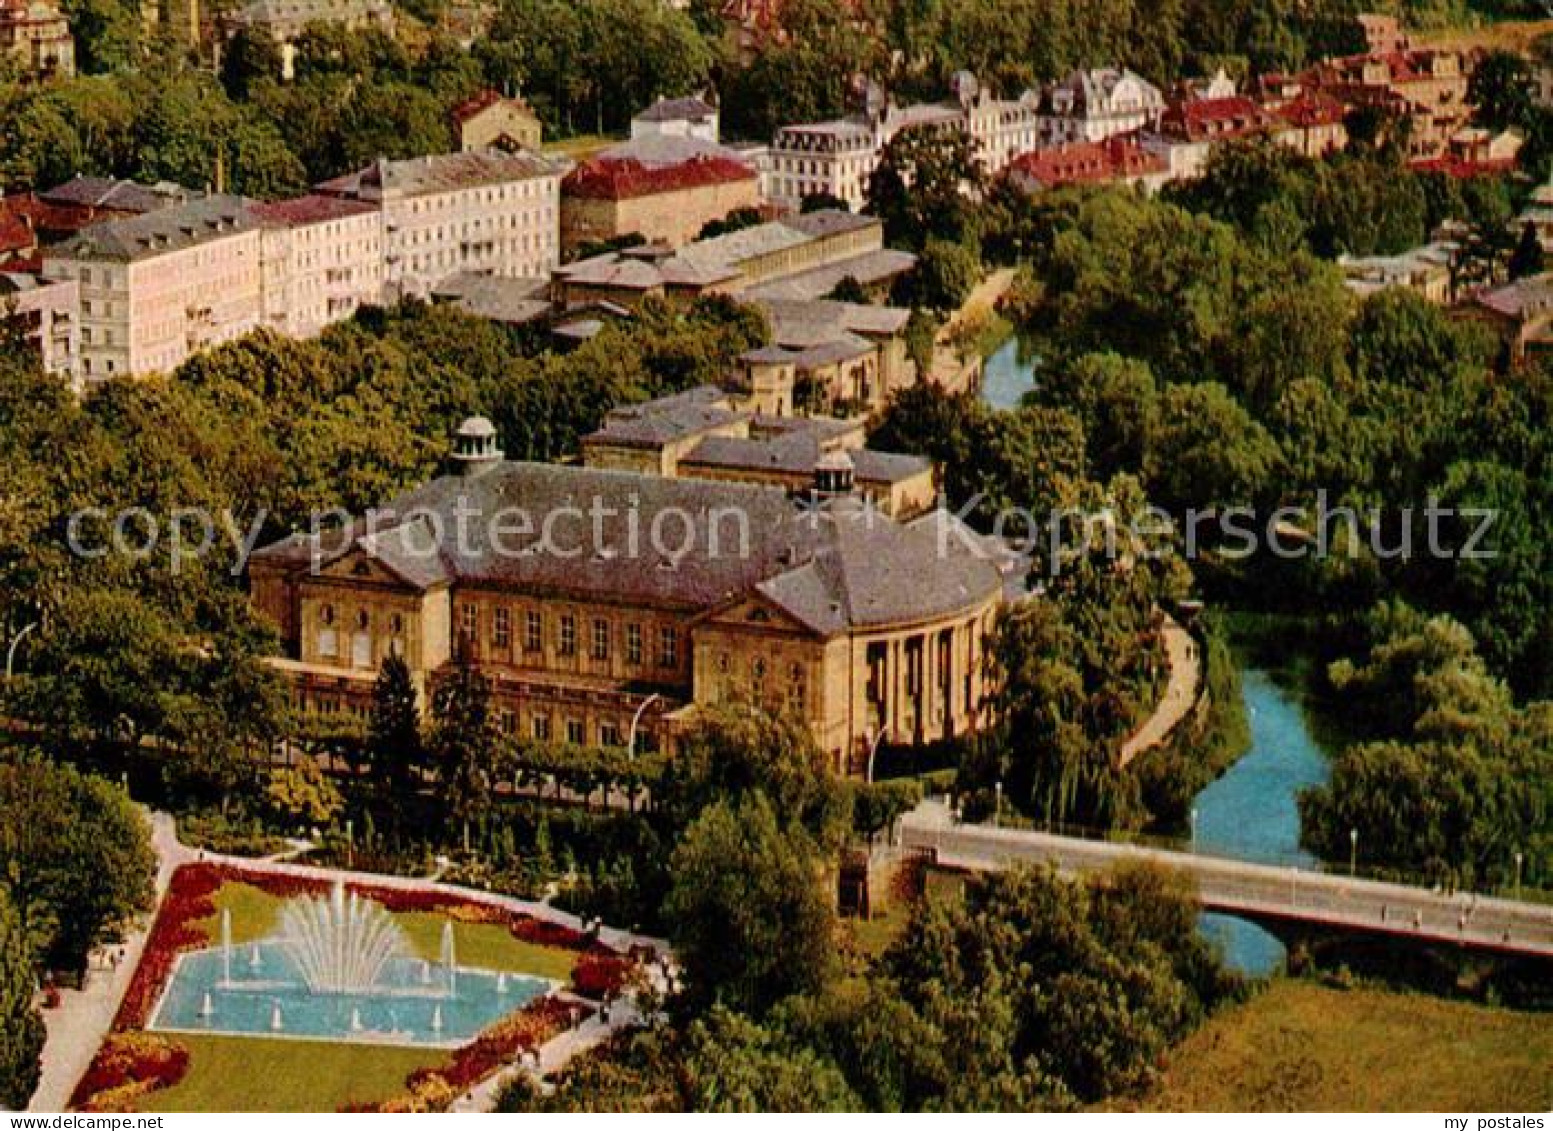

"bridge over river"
[901,802,1553,960]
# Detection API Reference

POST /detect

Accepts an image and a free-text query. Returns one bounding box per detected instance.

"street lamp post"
[5,621,38,684]
[1349,828,1359,877]
[627,694,662,761]
[864,728,887,784]
[1189,806,1199,854]
[994,780,1003,828]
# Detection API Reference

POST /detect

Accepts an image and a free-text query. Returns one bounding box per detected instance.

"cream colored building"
[0,271,77,381]
[251,195,384,339]
[452,91,544,153]
[45,195,264,383]
[318,149,567,300]
[251,419,1010,774]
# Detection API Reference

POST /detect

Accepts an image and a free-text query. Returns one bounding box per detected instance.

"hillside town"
[0,0,1549,1118]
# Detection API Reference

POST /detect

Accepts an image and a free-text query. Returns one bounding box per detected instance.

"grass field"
[1416,16,1553,53]
[139,1035,441,1113]
[1138,981,1553,1112]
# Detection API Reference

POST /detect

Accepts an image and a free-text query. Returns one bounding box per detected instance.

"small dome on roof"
[816,448,855,472]
[456,415,497,439]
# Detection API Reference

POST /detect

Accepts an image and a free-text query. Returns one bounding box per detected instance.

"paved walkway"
[28,810,181,1112]
[1118,614,1202,767]
[28,814,670,1112]
[930,267,1018,396]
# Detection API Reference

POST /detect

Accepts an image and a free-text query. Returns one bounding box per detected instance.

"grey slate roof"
[252,462,998,633]
[633,96,717,124]
[431,272,552,325]
[683,433,930,486]
[585,387,743,448]
[38,176,187,214]
[51,195,259,262]
[317,148,566,202]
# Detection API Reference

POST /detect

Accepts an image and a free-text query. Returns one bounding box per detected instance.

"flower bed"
[113,865,224,1031]
[571,951,637,1000]
[349,995,585,1112]
[72,1033,190,1112]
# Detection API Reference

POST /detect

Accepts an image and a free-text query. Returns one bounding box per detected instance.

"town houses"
[0,0,72,78]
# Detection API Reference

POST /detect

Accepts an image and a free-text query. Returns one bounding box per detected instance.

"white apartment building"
[1035,67,1165,145]
[45,195,264,382]
[763,73,1041,213]
[632,96,721,144]
[317,148,567,300]
[250,194,384,338]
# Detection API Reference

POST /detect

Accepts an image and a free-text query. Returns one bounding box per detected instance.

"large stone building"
[0,0,73,78]
[582,387,936,518]
[1034,68,1165,146]
[318,149,566,300]
[560,137,760,254]
[552,210,914,309]
[763,74,1041,212]
[222,0,393,78]
[250,418,1010,772]
[249,194,384,339]
[45,195,264,382]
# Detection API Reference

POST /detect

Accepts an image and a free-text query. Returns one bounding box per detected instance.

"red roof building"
[561,138,761,254]
[1006,138,1168,193]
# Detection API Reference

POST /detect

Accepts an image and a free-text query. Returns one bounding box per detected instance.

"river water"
[979,336,1333,975]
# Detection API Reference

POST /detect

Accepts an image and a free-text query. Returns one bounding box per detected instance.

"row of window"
[462,604,678,669]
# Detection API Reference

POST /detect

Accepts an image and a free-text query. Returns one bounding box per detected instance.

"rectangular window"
[497,708,516,735]
[600,722,622,748]
[460,603,477,642]
[626,623,643,665]
[658,626,678,669]
[525,610,542,653]
[558,614,576,657]
[565,718,585,745]
[493,607,511,650]
[592,618,610,662]
[531,713,551,741]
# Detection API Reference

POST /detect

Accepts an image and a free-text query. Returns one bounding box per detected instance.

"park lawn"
[1138,980,1553,1112]
[193,881,579,981]
[138,1034,440,1113]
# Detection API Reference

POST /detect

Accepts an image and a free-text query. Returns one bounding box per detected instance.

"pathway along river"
[981,335,1334,973]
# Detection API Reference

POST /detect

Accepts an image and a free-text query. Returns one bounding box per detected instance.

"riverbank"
[1134,979,1553,1112]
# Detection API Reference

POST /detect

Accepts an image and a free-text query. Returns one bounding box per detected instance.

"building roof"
[246,194,380,227]
[743,248,918,302]
[316,148,567,201]
[780,210,876,239]
[1158,95,1274,143]
[1474,275,1553,320]
[431,271,552,325]
[1007,138,1166,190]
[49,195,259,263]
[0,201,34,256]
[564,138,755,201]
[583,386,741,449]
[450,89,538,126]
[37,175,187,214]
[253,459,1001,630]
[230,0,391,27]
[756,297,912,345]
[634,96,717,125]
[683,433,929,485]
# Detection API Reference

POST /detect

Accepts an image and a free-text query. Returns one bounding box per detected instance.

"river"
[977,339,1334,974]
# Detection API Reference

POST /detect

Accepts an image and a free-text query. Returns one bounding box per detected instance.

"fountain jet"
[278,881,410,995]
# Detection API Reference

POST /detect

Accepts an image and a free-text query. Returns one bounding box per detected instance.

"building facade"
[561,137,760,254]
[1035,68,1165,146]
[318,149,566,300]
[222,0,393,78]
[45,195,264,382]
[250,195,384,339]
[632,96,720,144]
[250,420,1010,773]
[0,271,78,379]
[0,0,73,78]
[452,90,544,153]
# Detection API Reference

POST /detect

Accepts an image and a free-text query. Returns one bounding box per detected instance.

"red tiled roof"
[0,201,36,256]
[1408,155,1519,179]
[450,89,535,126]
[1161,95,1275,142]
[1007,138,1166,190]
[1275,92,1347,129]
[247,194,380,226]
[564,152,757,201]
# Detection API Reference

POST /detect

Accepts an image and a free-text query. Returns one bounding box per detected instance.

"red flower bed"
[571,951,635,1000]
[353,996,585,1112]
[112,864,224,1031]
[71,1033,190,1111]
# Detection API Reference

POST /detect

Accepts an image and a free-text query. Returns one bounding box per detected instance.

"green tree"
[0,890,42,1111]
[429,653,501,825]
[867,126,984,251]
[680,1006,860,1111]
[1469,50,1536,132]
[369,652,425,810]
[1510,220,1545,280]
[665,795,836,1017]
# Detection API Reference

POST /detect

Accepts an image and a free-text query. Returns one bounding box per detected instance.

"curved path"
[29,811,669,1113]
[1118,615,1202,767]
